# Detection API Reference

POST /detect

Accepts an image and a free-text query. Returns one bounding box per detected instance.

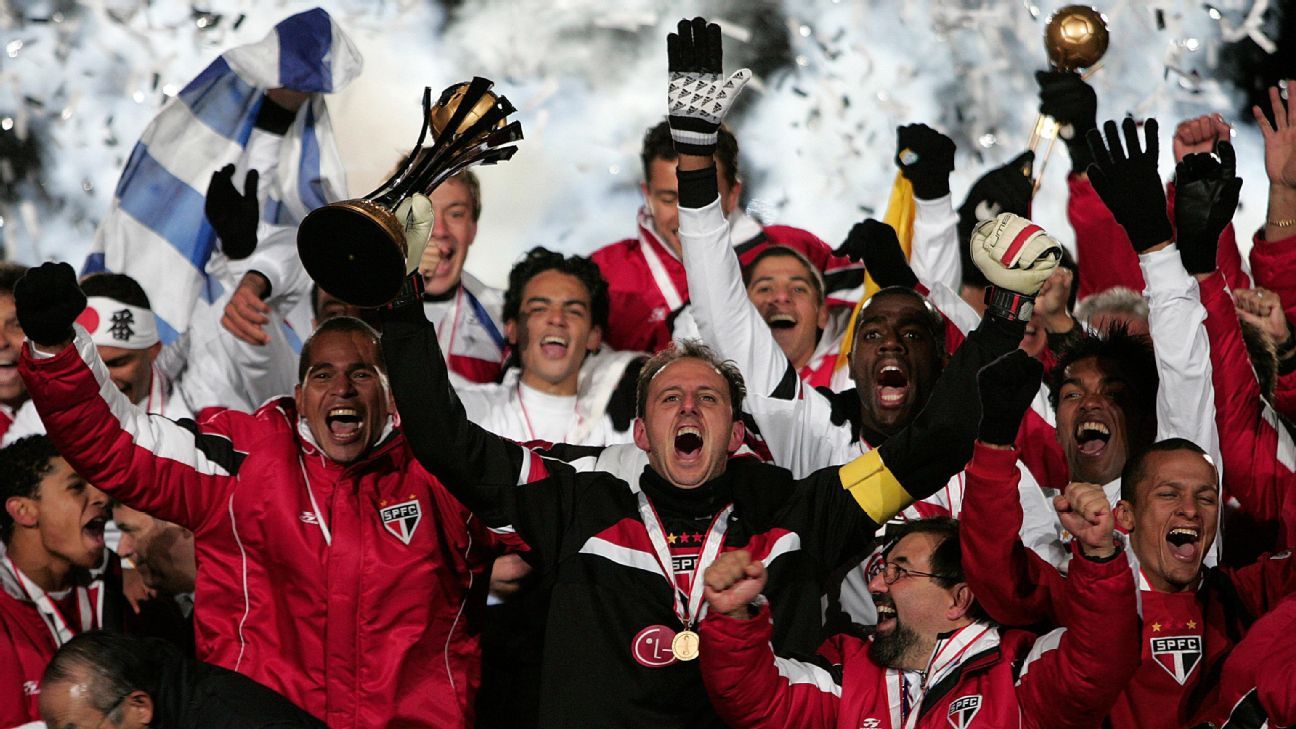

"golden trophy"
[1029,5,1109,194]
[297,77,523,306]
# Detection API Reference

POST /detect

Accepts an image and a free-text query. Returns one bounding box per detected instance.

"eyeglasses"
[879,561,950,585]
[92,694,127,729]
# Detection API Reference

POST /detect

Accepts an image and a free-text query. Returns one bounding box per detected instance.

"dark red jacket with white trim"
[698,539,1139,729]
[19,330,507,729]
[960,442,1296,728]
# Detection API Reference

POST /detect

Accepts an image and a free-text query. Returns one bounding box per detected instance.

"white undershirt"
[517,382,580,444]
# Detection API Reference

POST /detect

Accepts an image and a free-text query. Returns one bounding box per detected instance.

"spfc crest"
[379,498,422,545]
[947,694,981,728]
[1151,635,1203,685]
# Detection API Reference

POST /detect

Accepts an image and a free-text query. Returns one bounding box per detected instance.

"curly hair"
[502,247,610,333]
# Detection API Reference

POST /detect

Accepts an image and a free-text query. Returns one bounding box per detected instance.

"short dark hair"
[635,339,746,420]
[297,316,381,383]
[1047,322,1158,413]
[0,262,29,297]
[641,120,739,188]
[854,287,947,351]
[502,247,610,333]
[1119,437,1214,503]
[883,517,989,622]
[0,435,61,543]
[741,246,825,304]
[79,272,152,310]
[42,631,171,720]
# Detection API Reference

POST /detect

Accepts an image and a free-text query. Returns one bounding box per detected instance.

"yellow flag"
[834,173,916,373]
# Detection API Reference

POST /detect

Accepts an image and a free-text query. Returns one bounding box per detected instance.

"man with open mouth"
[0,434,120,726]
[12,262,521,729]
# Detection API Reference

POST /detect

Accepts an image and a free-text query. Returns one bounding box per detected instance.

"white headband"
[76,297,159,350]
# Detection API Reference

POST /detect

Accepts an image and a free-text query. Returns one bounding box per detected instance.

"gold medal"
[671,629,700,661]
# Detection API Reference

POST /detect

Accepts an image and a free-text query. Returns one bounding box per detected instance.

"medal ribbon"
[635,491,732,629]
[3,557,99,646]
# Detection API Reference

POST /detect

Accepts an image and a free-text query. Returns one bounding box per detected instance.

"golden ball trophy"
[297,78,523,307]
[1029,5,1110,195]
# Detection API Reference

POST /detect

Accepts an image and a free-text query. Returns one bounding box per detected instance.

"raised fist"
[15,262,86,348]
[702,550,767,620]
[895,123,956,200]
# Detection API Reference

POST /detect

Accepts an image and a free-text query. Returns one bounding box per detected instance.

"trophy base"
[297,201,409,308]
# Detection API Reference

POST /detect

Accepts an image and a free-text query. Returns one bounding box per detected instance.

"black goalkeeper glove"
[666,17,751,158]
[15,262,87,347]
[895,124,956,200]
[1174,140,1243,275]
[205,164,260,260]
[1037,70,1099,173]
[976,349,1044,446]
[1086,118,1173,253]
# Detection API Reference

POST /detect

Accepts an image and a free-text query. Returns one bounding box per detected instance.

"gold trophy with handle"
[1029,5,1109,195]
[297,77,523,307]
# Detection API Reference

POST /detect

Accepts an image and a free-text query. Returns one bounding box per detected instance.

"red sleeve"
[1017,542,1142,729]
[1222,551,1296,618]
[1199,272,1295,534]
[699,605,842,729]
[1249,230,1296,326]
[1166,181,1250,292]
[1015,408,1069,492]
[18,337,237,532]
[1209,591,1296,727]
[1068,175,1145,299]
[959,442,1070,626]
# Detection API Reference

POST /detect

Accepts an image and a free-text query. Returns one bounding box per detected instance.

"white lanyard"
[901,624,993,729]
[637,223,687,312]
[297,454,333,547]
[635,491,732,628]
[3,557,98,646]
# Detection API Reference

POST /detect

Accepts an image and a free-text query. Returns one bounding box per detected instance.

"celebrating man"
[14,261,513,728]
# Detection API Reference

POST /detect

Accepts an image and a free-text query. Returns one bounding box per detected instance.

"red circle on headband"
[75,306,100,334]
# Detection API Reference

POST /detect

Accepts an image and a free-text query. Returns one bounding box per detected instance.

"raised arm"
[699,550,842,729]
[379,273,572,565]
[15,263,238,531]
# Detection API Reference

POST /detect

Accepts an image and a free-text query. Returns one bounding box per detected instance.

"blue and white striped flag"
[85,8,361,342]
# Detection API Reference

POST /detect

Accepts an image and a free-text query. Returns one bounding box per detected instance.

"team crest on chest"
[947,694,982,728]
[1150,635,1203,684]
[379,496,422,545]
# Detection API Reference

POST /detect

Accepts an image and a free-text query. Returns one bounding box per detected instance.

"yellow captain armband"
[838,450,915,524]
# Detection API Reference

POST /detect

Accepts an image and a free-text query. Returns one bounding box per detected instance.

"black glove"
[205,164,260,260]
[834,220,918,289]
[895,124,955,200]
[1036,70,1098,173]
[976,349,1044,446]
[1085,118,1172,253]
[957,150,1034,243]
[15,262,86,347]
[1174,140,1243,275]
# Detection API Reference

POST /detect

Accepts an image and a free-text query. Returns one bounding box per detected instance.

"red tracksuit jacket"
[699,539,1139,729]
[1199,270,1296,558]
[19,331,511,729]
[959,443,1296,728]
